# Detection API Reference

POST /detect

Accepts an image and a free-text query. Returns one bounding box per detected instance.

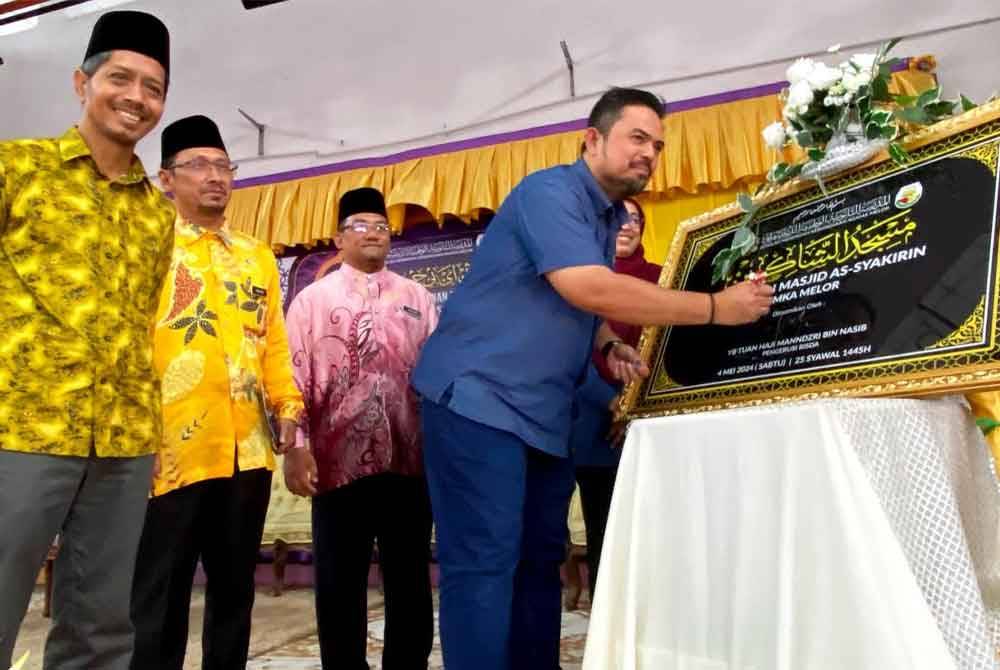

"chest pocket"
[234,276,267,337]
[219,246,267,338]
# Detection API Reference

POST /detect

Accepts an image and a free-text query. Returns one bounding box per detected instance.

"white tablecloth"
[583,397,1000,670]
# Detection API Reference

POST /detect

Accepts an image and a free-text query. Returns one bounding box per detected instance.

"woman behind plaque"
[569,197,661,604]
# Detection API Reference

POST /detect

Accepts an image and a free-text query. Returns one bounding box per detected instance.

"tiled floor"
[13,587,590,669]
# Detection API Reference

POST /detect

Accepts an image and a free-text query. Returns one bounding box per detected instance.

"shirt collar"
[57,126,149,185]
[175,216,234,249]
[571,158,616,219]
[338,260,389,283]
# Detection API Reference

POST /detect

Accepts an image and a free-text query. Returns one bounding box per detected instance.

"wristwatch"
[601,339,623,359]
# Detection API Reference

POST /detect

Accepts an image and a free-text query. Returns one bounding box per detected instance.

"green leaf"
[888,141,911,164]
[883,37,902,55]
[737,192,754,213]
[865,122,883,140]
[867,109,894,125]
[881,57,902,70]
[785,163,804,179]
[880,124,898,140]
[733,226,756,253]
[768,162,790,182]
[892,94,918,106]
[924,100,956,119]
[711,249,736,285]
[856,93,872,117]
[961,94,978,112]
[870,76,891,102]
[808,148,826,162]
[916,86,941,108]
[977,417,1000,436]
[895,106,930,124]
[795,130,815,147]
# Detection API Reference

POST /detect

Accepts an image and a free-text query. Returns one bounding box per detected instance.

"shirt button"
[104,291,113,299]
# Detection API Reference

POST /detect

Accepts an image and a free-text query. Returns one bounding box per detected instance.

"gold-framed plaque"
[622,100,1000,419]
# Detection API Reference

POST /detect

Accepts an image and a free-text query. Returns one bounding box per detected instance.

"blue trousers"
[422,398,575,670]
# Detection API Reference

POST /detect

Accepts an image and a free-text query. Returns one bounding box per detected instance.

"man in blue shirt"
[412,87,774,669]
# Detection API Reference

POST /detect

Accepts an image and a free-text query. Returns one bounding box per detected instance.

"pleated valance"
[226,69,935,252]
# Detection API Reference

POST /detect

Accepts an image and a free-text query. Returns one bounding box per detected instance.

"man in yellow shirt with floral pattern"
[129,115,303,670]
[0,11,175,670]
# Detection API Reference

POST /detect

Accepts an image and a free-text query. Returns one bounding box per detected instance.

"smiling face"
[616,199,644,258]
[74,49,166,149]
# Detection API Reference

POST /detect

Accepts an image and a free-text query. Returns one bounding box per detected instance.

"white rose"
[786,58,815,85]
[807,63,842,91]
[786,80,815,110]
[842,70,871,93]
[762,121,787,149]
[828,82,847,96]
[850,53,878,73]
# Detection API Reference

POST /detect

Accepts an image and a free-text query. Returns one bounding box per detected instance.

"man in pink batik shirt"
[283,187,438,670]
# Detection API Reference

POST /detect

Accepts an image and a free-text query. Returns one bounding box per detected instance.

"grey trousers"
[0,448,154,670]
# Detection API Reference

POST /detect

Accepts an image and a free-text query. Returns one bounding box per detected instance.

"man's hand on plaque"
[607,343,650,384]
[713,280,775,325]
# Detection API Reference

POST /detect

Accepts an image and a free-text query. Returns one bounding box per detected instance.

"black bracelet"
[707,293,715,325]
[601,339,623,358]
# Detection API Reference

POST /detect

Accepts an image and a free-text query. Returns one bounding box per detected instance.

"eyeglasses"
[627,212,643,223]
[340,221,390,234]
[169,158,238,175]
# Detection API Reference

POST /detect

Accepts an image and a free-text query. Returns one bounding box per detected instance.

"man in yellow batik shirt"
[0,12,175,670]
[129,115,303,670]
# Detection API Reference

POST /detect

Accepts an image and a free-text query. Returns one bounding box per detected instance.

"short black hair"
[79,49,170,94]
[587,87,666,137]
[80,51,111,76]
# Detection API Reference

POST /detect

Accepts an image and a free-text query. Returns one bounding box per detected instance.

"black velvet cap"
[84,10,170,75]
[339,187,387,223]
[160,115,227,165]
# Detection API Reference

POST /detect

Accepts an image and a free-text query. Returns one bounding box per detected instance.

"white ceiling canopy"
[2,0,1000,178]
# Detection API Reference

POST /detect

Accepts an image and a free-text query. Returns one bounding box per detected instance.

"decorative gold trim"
[956,143,1000,176]
[618,100,1000,420]
[927,296,987,350]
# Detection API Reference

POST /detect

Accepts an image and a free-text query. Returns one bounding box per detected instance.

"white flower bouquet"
[711,39,977,283]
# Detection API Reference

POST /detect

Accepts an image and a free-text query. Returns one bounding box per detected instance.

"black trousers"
[575,465,618,597]
[129,467,272,670]
[312,472,434,670]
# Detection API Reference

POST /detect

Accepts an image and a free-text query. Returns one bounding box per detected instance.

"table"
[583,397,1000,670]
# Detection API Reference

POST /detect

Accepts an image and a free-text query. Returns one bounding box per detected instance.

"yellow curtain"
[226,70,935,251]
[635,186,751,264]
